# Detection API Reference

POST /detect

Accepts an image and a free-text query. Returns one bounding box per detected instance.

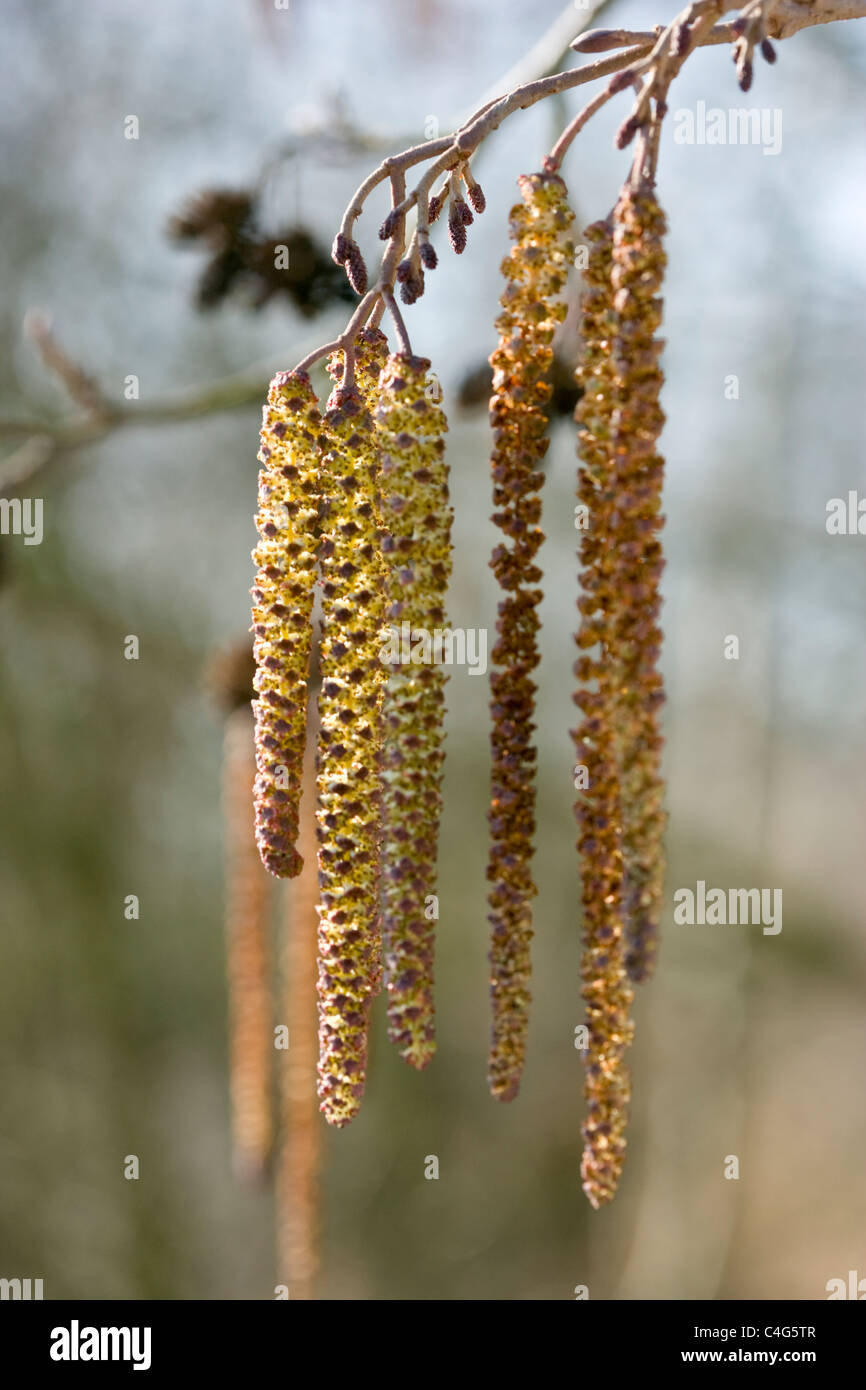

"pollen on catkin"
[487,172,574,1102]
[326,328,390,999]
[609,183,668,986]
[374,353,452,1069]
[315,381,386,1127]
[573,218,634,1209]
[251,371,322,877]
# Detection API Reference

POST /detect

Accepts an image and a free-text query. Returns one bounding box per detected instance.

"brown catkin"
[375,354,452,1069]
[573,219,634,1209]
[609,184,668,986]
[277,693,322,1299]
[251,371,322,878]
[315,381,386,1127]
[223,705,275,1181]
[487,172,574,1101]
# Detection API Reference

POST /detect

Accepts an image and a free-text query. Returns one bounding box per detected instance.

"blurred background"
[1,0,865,1300]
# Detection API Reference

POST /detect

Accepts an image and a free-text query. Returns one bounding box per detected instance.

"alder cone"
[487,172,574,1102]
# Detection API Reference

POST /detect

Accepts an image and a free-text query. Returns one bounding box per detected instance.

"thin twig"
[382,289,412,357]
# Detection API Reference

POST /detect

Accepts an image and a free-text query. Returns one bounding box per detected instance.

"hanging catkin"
[573,218,634,1209]
[487,172,574,1101]
[222,702,275,1181]
[609,183,668,986]
[277,687,322,1300]
[325,326,390,1001]
[374,353,452,1069]
[315,380,386,1127]
[251,371,322,878]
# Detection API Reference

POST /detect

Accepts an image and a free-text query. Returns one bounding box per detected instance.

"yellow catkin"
[315,380,386,1126]
[223,705,275,1181]
[326,326,390,999]
[609,185,668,986]
[374,354,452,1069]
[573,220,634,1209]
[277,694,322,1299]
[251,371,322,877]
[487,172,574,1101]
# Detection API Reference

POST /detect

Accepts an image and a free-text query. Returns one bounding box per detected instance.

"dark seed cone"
[374,354,453,1069]
[251,371,322,877]
[315,382,386,1127]
[223,706,275,1182]
[609,185,668,987]
[573,220,634,1208]
[487,173,575,1101]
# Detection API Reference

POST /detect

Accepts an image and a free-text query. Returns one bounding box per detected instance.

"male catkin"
[223,704,274,1181]
[375,354,452,1069]
[487,172,574,1101]
[609,184,668,986]
[251,371,322,877]
[315,382,386,1126]
[573,219,634,1209]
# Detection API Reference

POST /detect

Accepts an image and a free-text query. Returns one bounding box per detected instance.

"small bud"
[571,27,644,53]
[399,267,425,304]
[379,208,401,241]
[737,57,753,92]
[760,38,776,63]
[427,193,443,224]
[419,240,438,270]
[466,181,486,215]
[615,115,639,150]
[607,67,636,96]
[396,257,413,283]
[672,22,690,56]
[333,233,368,294]
[448,203,468,254]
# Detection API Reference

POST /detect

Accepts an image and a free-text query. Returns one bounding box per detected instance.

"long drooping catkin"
[487,172,574,1101]
[573,219,634,1209]
[609,184,668,986]
[325,326,390,1003]
[223,705,275,1181]
[251,371,322,878]
[277,695,322,1300]
[315,382,386,1127]
[374,354,452,1069]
